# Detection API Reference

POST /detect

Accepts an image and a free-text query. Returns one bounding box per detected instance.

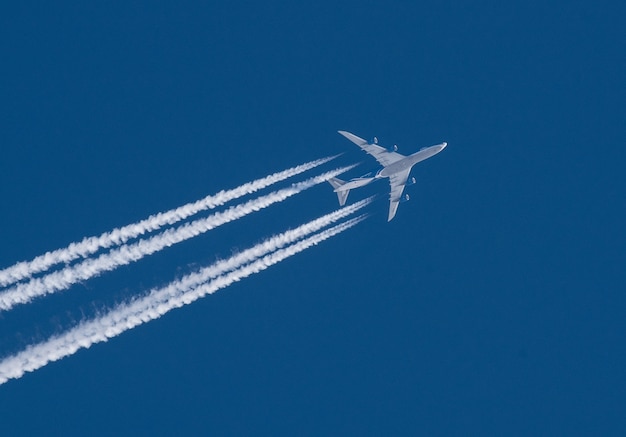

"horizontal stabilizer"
[328,177,350,206]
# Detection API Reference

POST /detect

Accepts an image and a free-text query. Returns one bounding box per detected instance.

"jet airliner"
[329,131,447,221]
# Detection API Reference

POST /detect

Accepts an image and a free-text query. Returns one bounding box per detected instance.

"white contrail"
[0,165,357,311]
[0,215,367,385]
[0,156,337,288]
[124,199,372,304]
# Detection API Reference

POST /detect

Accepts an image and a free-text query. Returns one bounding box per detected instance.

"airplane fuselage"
[376,142,447,179]
[333,176,375,191]
[331,130,447,221]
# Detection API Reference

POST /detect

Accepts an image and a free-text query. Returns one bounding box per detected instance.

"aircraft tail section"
[328,177,350,206]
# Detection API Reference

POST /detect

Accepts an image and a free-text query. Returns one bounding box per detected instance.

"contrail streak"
[0,215,367,385]
[0,165,357,311]
[124,199,372,306]
[0,156,337,288]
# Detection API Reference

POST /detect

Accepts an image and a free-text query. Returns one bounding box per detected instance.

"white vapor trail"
[0,165,357,311]
[0,156,337,288]
[127,199,371,305]
[0,214,368,385]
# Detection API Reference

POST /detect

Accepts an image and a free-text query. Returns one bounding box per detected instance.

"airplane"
[329,130,447,221]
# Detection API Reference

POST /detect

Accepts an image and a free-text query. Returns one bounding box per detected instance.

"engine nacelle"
[388,144,398,152]
[399,194,410,203]
[372,136,378,144]
[405,177,416,186]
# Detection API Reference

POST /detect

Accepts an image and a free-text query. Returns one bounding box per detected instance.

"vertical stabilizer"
[328,177,350,206]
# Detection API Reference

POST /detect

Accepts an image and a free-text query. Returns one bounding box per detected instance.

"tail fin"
[328,177,350,206]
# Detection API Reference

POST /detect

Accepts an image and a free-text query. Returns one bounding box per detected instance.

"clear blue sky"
[1,1,624,435]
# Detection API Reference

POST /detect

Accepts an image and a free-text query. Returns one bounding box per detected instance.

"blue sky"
[1,1,625,435]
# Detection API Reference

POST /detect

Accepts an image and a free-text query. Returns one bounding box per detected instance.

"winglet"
[338,130,368,146]
[388,201,399,222]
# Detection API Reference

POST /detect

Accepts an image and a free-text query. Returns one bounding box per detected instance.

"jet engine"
[405,177,416,186]
[399,194,410,203]
[388,144,398,152]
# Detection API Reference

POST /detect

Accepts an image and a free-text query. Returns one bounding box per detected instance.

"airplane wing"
[338,131,405,167]
[387,169,411,222]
